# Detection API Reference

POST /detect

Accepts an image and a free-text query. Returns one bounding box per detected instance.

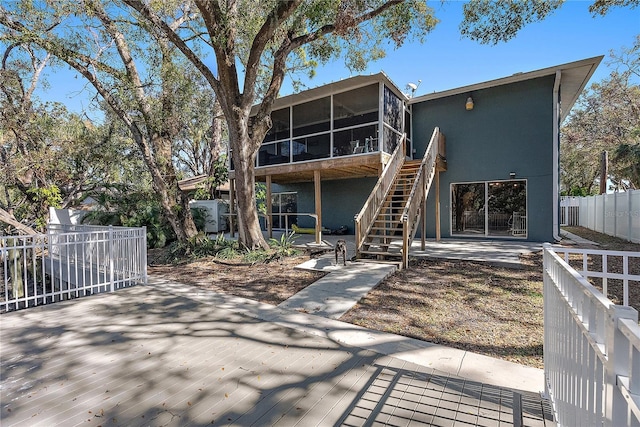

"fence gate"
[1,225,147,313]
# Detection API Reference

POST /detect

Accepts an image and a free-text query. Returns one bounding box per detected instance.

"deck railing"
[400,127,442,268]
[1,224,147,313]
[543,244,640,426]
[551,246,640,307]
[354,134,406,256]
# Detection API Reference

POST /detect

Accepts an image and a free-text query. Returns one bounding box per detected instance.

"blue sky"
[281,1,639,97]
[38,1,638,115]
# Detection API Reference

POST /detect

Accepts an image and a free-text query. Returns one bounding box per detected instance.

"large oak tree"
[123,0,437,249]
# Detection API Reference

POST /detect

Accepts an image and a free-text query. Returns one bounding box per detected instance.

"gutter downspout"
[553,70,562,242]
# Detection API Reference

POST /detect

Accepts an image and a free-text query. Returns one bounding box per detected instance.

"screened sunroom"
[230,73,411,184]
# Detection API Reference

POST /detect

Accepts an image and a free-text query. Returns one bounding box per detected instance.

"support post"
[421,194,426,251]
[266,175,273,239]
[604,304,638,426]
[229,179,235,237]
[108,226,114,293]
[314,170,322,244]
[435,171,441,241]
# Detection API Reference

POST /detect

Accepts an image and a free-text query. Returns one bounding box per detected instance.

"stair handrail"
[400,127,442,267]
[354,135,407,254]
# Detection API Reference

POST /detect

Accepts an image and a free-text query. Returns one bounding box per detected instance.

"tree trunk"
[229,128,269,250]
[148,135,198,243]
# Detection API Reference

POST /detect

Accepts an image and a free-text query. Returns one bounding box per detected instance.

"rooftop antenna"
[406,80,422,98]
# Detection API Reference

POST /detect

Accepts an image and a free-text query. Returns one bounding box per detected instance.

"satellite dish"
[406,80,422,97]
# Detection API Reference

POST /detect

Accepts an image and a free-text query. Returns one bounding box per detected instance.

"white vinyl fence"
[1,224,147,313]
[560,190,640,243]
[543,244,640,426]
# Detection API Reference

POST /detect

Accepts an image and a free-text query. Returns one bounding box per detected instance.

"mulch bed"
[148,251,325,306]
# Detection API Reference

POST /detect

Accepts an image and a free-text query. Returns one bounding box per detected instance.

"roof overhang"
[252,71,407,114]
[409,56,603,122]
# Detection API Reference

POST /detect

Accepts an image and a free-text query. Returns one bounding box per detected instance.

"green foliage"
[255,183,267,216]
[170,232,238,260]
[589,0,640,15]
[242,248,270,264]
[460,0,563,45]
[24,185,62,229]
[561,38,640,192]
[192,156,229,200]
[82,190,176,249]
[269,231,299,257]
[563,187,592,197]
[190,207,209,231]
[460,0,638,45]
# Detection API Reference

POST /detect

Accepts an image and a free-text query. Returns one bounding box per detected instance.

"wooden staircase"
[354,128,446,268]
[359,160,422,260]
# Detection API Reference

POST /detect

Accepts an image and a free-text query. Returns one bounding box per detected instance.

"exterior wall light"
[465,96,474,110]
[510,172,516,179]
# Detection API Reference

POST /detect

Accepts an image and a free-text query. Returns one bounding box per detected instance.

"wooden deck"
[1,284,554,426]
[231,151,391,184]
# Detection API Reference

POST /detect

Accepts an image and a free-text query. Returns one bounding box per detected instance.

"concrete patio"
[277,232,543,269]
[1,277,555,426]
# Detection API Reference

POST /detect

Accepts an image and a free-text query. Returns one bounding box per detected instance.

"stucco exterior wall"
[272,177,377,233]
[411,75,556,241]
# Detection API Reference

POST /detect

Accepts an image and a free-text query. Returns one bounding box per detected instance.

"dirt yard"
[148,252,325,306]
[148,227,639,369]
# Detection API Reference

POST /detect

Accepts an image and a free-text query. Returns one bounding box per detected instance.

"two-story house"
[228,56,602,266]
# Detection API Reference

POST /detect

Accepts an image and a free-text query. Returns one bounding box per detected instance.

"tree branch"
[122,0,220,94]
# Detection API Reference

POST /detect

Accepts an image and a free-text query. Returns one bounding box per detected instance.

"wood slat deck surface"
[1,285,554,426]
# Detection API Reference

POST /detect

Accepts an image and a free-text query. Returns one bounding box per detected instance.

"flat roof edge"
[408,56,604,104]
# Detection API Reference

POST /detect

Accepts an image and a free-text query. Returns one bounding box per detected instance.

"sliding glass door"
[271,192,297,230]
[451,180,527,238]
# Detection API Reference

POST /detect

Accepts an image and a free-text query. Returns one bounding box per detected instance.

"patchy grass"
[340,254,546,368]
[341,228,639,369]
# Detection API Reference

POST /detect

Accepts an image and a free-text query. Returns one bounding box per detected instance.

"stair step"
[359,249,403,256]
[366,237,403,243]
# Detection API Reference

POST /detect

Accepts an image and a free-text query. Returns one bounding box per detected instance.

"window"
[333,84,379,129]
[258,141,290,166]
[271,192,297,230]
[333,125,378,157]
[451,180,527,238]
[293,97,330,137]
[265,108,290,143]
[383,86,402,131]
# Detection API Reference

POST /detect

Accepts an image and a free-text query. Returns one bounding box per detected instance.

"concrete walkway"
[270,235,547,393]
[0,235,553,426]
[559,229,599,246]
[1,284,555,426]
[148,270,546,396]
[287,232,542,268]
[279,257,396,319]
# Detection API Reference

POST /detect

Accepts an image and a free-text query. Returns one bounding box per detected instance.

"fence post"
[628,190,633,243]
[598,193,607,234]
[604,304,639,427]
[108,225,114,292]
[142,226,148,285]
